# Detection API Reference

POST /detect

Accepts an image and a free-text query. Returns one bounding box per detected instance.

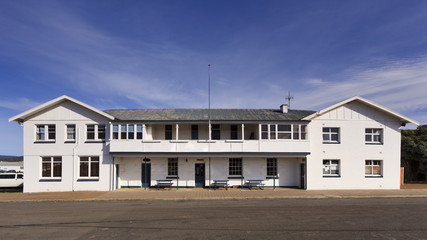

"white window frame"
[65,124,76,142]
[322,127,340,144]
[41,156,62,179]
[85,124,106,142]
[365,160,383,177]
[365,128,383,144]
[322,159,340,177]
[35,124,56,142]
[260,124,308,140]
[79,156,100,179]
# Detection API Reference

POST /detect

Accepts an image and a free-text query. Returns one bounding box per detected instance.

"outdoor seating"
[211,180,229,190]
[155,179,173,190]
[244,180,265,190]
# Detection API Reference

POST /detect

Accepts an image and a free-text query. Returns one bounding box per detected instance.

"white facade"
[9,95,418,192]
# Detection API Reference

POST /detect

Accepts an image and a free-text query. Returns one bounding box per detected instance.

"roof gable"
[302,96,419,125]
[9,95,115,122]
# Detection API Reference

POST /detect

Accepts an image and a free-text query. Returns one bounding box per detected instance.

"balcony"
[109,123,310,154]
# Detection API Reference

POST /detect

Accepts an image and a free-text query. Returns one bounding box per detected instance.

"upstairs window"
[229,158,242,176]
[230,125,238,139]
[323,128,340,144]
[121,125,127,139]
[36,125,55,141]
[128,125,135,139]
[261,124,307,140]
[323,159,340,177]
[191,125,198,140]
[168,158,178,176]
[136,124,143,139]
[212,124,220,140]
[112,125,119,139]
[278,125,291,139]
[267,158,277,176]
[98,125,106,140]
[87,125,95,140]
[165,125,173,140]
[365,129,383,144]
[86,124,106,141]
[66,125,76,141]
[42,156,62,178]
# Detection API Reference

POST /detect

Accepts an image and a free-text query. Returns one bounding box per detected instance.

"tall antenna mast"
[286,91,293,108]
[208,64,211,140]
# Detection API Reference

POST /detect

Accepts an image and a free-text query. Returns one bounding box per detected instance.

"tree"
[401,125,427,181]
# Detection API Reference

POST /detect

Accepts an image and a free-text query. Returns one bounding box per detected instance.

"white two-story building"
[9,95,418,192]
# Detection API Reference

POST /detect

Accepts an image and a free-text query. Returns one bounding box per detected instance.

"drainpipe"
[72,126,79,192]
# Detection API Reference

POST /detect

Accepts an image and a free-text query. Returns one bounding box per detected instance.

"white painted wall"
[306,101,402,190]
[22,100,113,192]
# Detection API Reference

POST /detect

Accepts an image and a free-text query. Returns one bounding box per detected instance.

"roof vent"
[280,104,288,113]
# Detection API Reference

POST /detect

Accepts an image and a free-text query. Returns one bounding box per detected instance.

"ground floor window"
[267,158,277,176]
[323,159,340,177]
[229,158,242,176]
[168,158,178,176]
[42,156,62,178]
[365,160,382,177]
[79,156,99,178]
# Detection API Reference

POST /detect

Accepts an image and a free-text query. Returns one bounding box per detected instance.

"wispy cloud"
[0,98,41,112]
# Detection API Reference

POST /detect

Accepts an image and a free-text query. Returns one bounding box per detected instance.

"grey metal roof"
[103,109,315,122]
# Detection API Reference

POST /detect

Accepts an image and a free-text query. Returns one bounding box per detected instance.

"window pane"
[121,125,127,139]
[37,126,45,140]
[48,125,56,140]
[137,124,143,139]
[98,125,106,139]
[365,135,372,142]
[331,128,339,133]
[42,160,51,177]
[261,132,268,139]
[372,166,381,175]
[168,158,178,175]
[323,128,330,133]
[53,157,61,177]
[191,125,198,140]
[128,125,134,139]
[91,157,99,177]
[261,125,268,131]
[278,133,291,139]
[278,125,291,131]
[365,166,372,175]
[323,134,330,141]
[113,125,119,139]
[80,157,89,177]
[87,125,95,140]
[331,134,338,141]
[165,125,172,140]
[67,125,75,140]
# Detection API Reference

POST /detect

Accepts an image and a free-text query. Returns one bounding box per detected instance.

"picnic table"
[244,179,265,190]
[155,179,173,190]
[211,180,229,190]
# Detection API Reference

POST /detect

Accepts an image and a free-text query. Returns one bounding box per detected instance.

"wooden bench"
[211,180,229,190]
[244,180,265,190]
[155,179,173,190]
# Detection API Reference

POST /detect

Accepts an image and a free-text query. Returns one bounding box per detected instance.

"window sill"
[170,140,189,143]
[266,176,279,179]
[365,176,383,178]
[142,140,161,143]
[166,176,179,179]
[365,143,383,145]
[39,178,61,182]
[322,142,340,144]
[84,140,105,143]
[197,140,216,143]
[64,140,76,143]
[228,176,243,179]
[225,140,244,143]
[34,140,56,144]
[77,178,99,182]
[322,176,341,178]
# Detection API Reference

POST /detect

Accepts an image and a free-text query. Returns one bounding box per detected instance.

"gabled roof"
[302,96,419,125]
[9,95,115,122]
[104,109,315,122]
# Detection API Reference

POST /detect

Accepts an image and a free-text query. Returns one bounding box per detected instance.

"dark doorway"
[300,163,306,189]
[115,164,119,189]
[141,162,151,188]
[195,163,205,188]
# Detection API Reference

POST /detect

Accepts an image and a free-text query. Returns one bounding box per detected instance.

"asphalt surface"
[0,198,426,240]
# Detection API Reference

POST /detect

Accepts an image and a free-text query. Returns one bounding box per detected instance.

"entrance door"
[195,163,205,188]
[300,163,306,189]
[141,163,151,188]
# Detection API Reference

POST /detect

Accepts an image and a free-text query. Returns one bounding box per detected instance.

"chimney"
[280,104,288,113]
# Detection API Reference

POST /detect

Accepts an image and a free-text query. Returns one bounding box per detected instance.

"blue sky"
[1,0,427,156]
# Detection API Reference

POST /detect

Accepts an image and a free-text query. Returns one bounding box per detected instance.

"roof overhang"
[302,96,419,126]
[9,95,115,122]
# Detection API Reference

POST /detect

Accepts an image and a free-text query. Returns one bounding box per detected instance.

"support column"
[241,124,245,141]
[208,124,212,140]
[176,124,179,141]
[142,124,146,140]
